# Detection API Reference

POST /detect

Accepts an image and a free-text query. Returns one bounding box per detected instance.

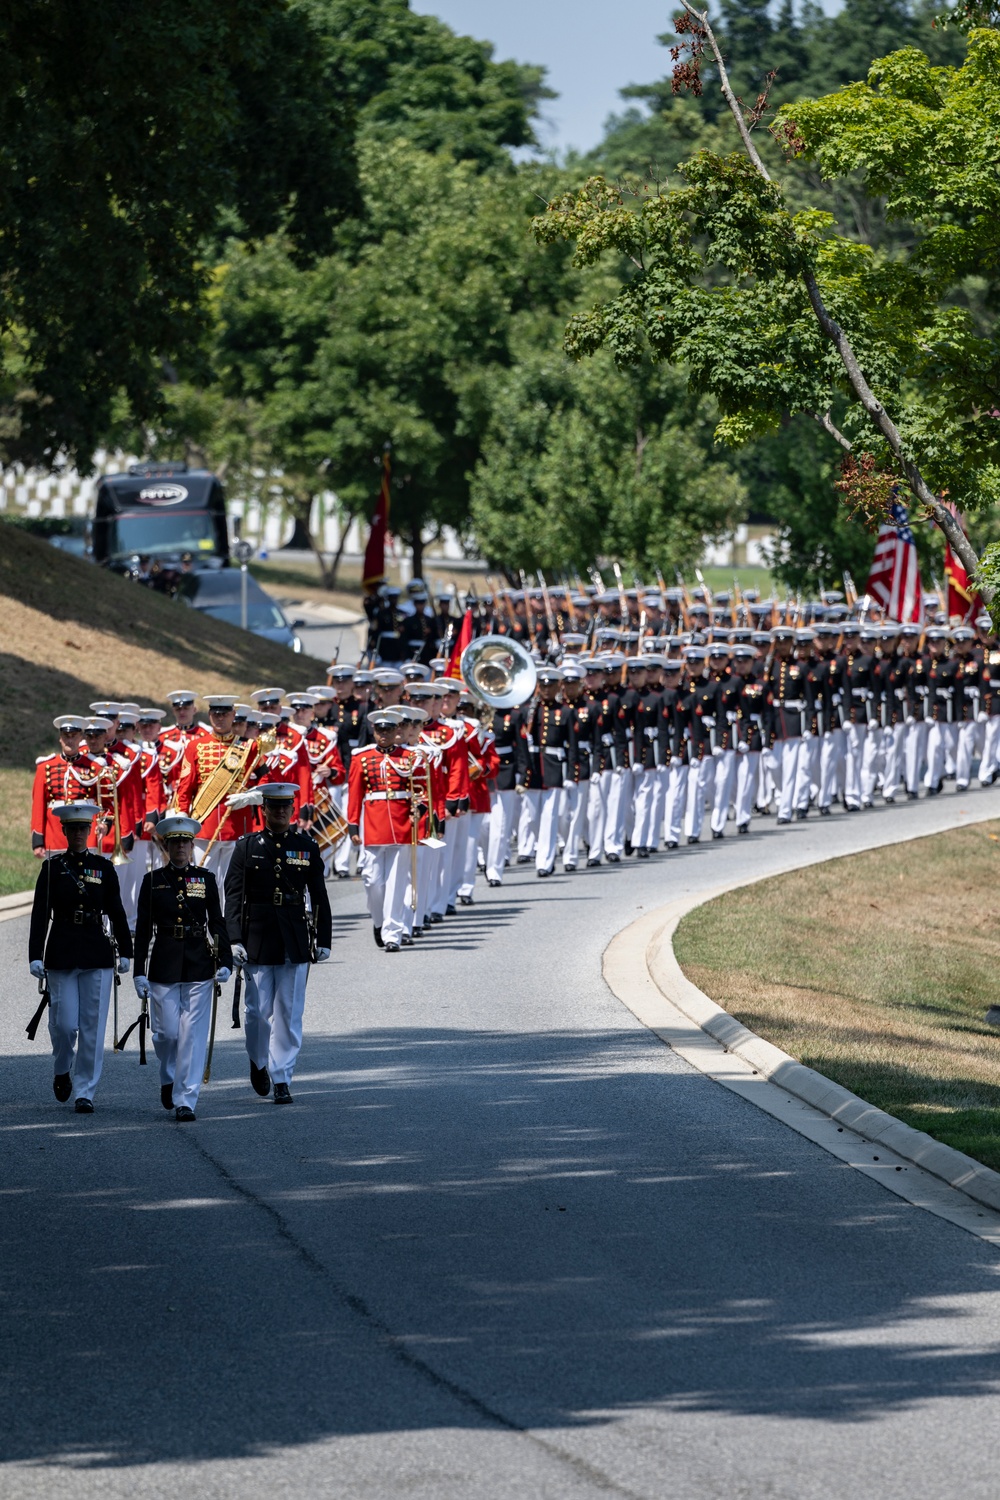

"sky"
[411,0,841,156]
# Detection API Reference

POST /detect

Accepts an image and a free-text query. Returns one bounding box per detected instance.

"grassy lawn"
[674,820,1000,1171]
[0,522,329,895]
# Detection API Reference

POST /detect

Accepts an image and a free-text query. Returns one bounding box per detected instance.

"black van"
[91,463,230,571]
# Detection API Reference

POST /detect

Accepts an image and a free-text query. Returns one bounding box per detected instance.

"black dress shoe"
[273,1083,293,1104]
[637,846,650,858]
[458,895,474,906]
[160,1084,174,1110]
[384,942,401,952]
[430,912,444,924]
[74,1098,94,1114]
[53,1073,72,1102]
[537,866,553,878]
[335,871,351,880]
[586,858,601,868]
[883,794,896,804]
[373,925,384,948]
[401,935,414,946]
[666,840,679,849]
[907,789,919,800]
[446,903,457,915]
[175,1106,196,1122]
[776,816,791,824]
[736,824,749,836]
[606,852,621,863]
[819,805,831,816]
[687,835,699,844]
[795,807,808,820]
[488,877,502,886]
[250,1062,271,1097]
[516,854,531,864]
[712,829,724,840]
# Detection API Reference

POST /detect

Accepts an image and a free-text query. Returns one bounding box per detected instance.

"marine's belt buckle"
[73,909,84,926]
[173,923,185,940]
[273,890,283,906]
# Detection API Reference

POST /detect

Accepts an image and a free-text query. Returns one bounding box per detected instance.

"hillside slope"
[0,523,330,893]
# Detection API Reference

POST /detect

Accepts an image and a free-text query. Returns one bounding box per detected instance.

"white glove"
[315,946,331,962]
[117,957,130,974]
[979,711,989,723]
[215,967,232,983]
[802,729,812,740]
[227,789,264,811]
[711,745,723,758]
[134,975,151,1000]
[29,959,46,981]
[232,944,248,965]
[736,741,749,753]
[514,783,526,796]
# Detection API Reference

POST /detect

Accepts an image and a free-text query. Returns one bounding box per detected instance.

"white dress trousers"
[710,749,738,833]
[151,979,214,1110]
[361,844,411,944]
[47,968,114,1102]
[244,962,310,1085]
[535,786,563,872]
[733,750,759,829]
[457,812,487,896]
[194,840,235,907]
[486,790,519,883]
[664,762,689,844]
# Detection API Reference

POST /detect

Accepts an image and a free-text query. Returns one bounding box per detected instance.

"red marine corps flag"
[448,608,474,680]
[864,496,922,622]
[942,502,983,621]
[363,445,392,589]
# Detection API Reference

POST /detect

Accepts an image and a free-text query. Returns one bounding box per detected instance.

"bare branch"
[679,2,772,180]
[810,410,852,452]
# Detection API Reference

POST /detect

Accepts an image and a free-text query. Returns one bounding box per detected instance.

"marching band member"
[156,690,208,811]
[347,710,416,952]
[31,716,98,858]
[456,695,499,903]
[174,695,259,885]
[27,801,132,1113]
[225,783,331,1102]
[133,814,232,1121]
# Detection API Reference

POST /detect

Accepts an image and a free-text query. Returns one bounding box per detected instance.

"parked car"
[177,570,303,651]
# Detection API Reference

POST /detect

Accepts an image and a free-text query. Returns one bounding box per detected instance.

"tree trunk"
[410,527,425,580]
[322,509,357,591]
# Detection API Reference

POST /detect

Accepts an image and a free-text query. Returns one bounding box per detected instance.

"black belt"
[169,921,207,940]
[249,895,304,911]
[56,909,103,928]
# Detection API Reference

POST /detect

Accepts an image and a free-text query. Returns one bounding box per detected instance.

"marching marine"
[27,801,133,1112]
[132,815,233,1122]
[224,783,332,1103]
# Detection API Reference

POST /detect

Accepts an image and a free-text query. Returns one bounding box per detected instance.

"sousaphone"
[459,634,537,710]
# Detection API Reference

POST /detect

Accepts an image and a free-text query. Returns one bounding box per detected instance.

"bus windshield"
[108,511,218,559]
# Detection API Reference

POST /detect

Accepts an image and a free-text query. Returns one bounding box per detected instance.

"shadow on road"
[3,1025,1000,1468]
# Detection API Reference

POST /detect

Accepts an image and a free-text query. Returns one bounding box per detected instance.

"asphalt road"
[4,790,1000,1500]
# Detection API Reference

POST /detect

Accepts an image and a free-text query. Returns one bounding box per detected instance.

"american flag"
[864,498,922,622]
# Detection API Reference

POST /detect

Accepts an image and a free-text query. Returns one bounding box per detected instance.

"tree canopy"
[533,6,1000,606]
[0,0,358,472]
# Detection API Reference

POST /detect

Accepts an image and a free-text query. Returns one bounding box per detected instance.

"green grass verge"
[674,819,1000,1171]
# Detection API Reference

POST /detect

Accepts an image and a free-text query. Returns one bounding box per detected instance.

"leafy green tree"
[0,0,357,473]
[469,317,744,574]
[534,8,1000,610]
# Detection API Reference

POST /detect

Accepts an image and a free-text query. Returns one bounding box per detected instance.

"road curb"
[0,889,33,923]
[605,828,1000,1218]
